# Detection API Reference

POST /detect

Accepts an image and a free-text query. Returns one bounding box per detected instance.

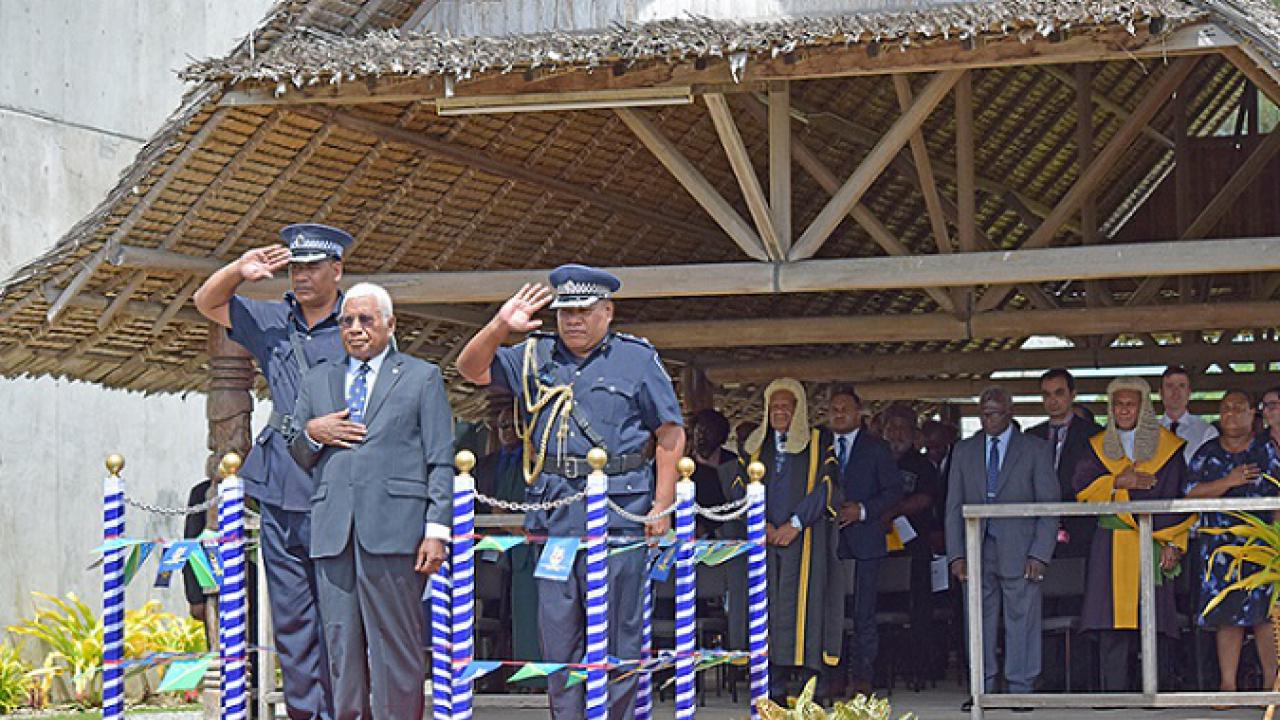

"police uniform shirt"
[489,332,682,531]
[228,292,345,511]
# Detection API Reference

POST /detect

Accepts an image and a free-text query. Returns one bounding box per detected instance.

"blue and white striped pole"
[745,462,770,720]
[102,454,126,720]
[584,448,610,720]
[634,571,653,720]
[673,458,698,720]
[451,451,478,720]
[218,453,249,720]
[430,562,453,720]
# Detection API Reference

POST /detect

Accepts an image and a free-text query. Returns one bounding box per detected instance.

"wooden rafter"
[739,96,956,313]
[704,340,1277,385]
[621,301,1280,349]
[296,106,730,252]
[976,56,1201,311]
[767,83,792,254]
[892,74,953,256]
[110,236,1280,304]
[704,93,784,260]
[1041,64,1175,148]
[955,70,977,252]
[789,69,964,260]
[615,106,769,261]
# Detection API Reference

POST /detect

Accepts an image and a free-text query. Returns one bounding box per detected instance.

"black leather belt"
[267,409,300,441]
[546,453,646,479]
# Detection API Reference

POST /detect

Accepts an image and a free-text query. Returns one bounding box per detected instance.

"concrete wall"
[0,0,275,632]
[413,0,965,35]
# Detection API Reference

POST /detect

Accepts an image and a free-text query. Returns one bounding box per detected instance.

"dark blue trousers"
[847,557,881,683]
[260,504,333,720]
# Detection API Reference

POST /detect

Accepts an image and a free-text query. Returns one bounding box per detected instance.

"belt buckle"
[563,456,581,479]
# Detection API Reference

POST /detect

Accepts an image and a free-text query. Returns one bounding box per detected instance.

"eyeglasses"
[1262,401,1280,410]
[338,313,378,329]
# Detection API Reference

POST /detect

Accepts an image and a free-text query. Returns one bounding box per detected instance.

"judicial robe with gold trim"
[721,428,846,672]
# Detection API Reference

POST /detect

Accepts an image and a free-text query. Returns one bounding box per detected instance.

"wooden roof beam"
[110,236,1280,303]
[767,83,792,256]
[615,106,770,261]
[704,93,785,260]
[1041,64,1175,149]
[789,69,964,261]
[893,74,954,257]
[976,56,1201,312]
[739,95,956,313]
[623,301,1280,349]
[704,340,1277,385]
[302,107,731,251]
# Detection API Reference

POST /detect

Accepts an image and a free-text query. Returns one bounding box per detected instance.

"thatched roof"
[2,0,1278,419]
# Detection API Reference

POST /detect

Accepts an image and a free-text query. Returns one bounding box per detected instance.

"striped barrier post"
[583,449,610,720]
[745,462,770,720]
[634,570,653,720]
[451,451,478,720]
[102,454,126,720]
[218,453,249,720]
[673,458,698,720]
[430,562,453,720]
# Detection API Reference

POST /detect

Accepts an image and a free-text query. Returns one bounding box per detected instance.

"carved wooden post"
[204,323,254,720]
[680,366,715,415]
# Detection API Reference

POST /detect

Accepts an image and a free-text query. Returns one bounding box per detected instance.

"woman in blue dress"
[1186,389,1277,693]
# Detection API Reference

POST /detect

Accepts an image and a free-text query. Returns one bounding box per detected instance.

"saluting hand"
[497,283,554,332]
[237,244,292,282]
[305,408,367,448]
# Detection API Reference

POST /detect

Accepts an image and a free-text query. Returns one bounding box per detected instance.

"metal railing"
[961,497,1280,718]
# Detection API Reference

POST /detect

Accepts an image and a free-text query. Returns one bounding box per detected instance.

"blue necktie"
[838,436,850,474]
[986,436,1000,501]
[774,433,788,478]
[347,362,371,423]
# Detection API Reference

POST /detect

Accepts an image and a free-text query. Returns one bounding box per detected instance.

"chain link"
[473,490,587,513]
[123,493,217,517]
[694,497,751,522]
[606,499,678,525]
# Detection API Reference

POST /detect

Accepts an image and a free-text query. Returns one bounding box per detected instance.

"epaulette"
[614,331,654,348]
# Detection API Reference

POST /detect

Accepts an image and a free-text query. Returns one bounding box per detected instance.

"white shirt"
[833,429,865,521]
[1160,412,1218,463]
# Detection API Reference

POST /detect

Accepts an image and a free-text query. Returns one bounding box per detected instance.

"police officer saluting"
[457,264,686,720]
[194,224,351,720]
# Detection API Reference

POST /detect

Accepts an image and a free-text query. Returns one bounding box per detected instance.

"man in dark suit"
[829,386,903,695]
[290,282,453,720]
[1026,368,1104,559]
[945,386,1058,705]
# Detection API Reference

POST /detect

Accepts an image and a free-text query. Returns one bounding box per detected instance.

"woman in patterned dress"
[1185,389,1277,693]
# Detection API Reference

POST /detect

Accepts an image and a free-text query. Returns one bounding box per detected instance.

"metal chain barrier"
[123,492,217,517]
[693,497,751,523]
[473,489,586,513]
[607,499,678,525]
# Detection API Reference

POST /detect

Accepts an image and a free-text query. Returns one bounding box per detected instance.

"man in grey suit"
[945,386,1058,703]
[290,282,453,720]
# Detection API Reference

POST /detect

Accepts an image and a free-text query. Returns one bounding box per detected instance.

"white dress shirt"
[1160,412,1218,463]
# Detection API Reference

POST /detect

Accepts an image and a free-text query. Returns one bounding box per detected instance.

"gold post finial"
[105,454,125,476]
[747,461,766,484]
[587,448,608,472]
[456,450,477,474]
[677,457,696,480]
[219,453,242,478]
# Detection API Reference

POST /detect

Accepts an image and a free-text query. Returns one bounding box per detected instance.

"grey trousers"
[260,504,333,720]
[964,538,1043,694]
[537,549,645,720]
[315,535,427,720]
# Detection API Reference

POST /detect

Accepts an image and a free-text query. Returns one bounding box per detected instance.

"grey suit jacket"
[289,350,454,559]
[944,428,1058,577]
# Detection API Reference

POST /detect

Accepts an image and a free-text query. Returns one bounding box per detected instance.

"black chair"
[474,558,509,691]
[863,555,913,693]
[1041,556,1086,691]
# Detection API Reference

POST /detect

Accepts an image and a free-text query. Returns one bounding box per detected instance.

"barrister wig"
[744,378,811,456]
[1101,376,1163,463]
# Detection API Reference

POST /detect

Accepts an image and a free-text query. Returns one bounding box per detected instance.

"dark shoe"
[961,699,974,712]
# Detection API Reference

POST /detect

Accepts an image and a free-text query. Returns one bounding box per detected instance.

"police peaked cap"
[281,223,354,263]
[549,264,621,309]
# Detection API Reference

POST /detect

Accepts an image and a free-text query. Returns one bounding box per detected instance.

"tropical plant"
[125,601,206,657]
[0,642,34,714]
[756,676,917,720]
[7,592,103,707]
